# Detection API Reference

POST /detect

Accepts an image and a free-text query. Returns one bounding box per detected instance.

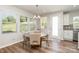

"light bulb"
[38,15,40,18]
[33,15,36,19]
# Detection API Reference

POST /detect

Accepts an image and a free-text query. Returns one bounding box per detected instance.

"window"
[20,16,28,32]
[20,16,36,32]
[52,16,58,36]
[2,16,16,33]
[73,17,79,29]
[29,18,35,31]
[40,17,48,29]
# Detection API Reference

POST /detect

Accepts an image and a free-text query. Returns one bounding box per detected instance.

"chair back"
[23,34,26,40]
[30,33,41,45]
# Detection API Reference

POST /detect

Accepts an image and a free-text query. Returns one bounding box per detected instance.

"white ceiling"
[14,5,79,16]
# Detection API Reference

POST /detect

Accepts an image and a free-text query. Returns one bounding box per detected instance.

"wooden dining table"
[23,33,47,47]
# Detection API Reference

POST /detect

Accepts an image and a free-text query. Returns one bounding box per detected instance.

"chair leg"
[27,41,31,48]
[46,41,49,47]
[23,42,25,48]
[40,40,42,47]
[23,41,29,49]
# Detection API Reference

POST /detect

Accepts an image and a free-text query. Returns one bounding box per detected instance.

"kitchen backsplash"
[63,24,73,30]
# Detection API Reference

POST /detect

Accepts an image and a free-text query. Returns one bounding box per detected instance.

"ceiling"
[14,5,79,16]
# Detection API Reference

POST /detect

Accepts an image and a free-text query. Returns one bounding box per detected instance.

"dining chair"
[41,34,50,47]
[30,33,41,47]
[23,34,30,48]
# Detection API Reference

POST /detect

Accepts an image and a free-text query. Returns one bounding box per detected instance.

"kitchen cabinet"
[63,14,70,25]
[63,30,73,41]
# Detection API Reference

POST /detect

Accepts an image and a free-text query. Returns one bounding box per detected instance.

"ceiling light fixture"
[33,5,40,19]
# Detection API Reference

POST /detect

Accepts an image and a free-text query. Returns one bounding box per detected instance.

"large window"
[52,16,58,37]
[29,18,35,31]
[20,16,35,32]
[40,17,48,29]
[2,16,16,33]
[20,16,28,32]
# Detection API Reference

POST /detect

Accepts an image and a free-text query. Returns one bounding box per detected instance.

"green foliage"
[20,23,28,32]
[2,16,16,24]
[2,23,16,33]
[30,23,35,31]
[40,17,47,29]
[20,16,27,22]
[7,16,16,22]
[29,18,33,22]
[2,17,8,24]
[2,16,16,33]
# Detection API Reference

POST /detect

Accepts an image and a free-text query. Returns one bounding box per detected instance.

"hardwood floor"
[0,40,79,53]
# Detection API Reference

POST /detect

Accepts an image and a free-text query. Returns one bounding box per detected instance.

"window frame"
[20,16,29,33]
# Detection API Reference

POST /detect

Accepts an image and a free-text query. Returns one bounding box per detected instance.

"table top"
[24,33,47,37]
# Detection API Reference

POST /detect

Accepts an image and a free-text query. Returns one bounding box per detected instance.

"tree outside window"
[2,16,16,33]
[20,16,28,32]
[29,18,35,32]
[40,17,48,29]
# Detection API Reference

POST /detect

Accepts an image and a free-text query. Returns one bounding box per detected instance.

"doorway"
[52,16,59,39]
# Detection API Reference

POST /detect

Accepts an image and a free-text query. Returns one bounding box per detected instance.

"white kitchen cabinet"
[63,14,70,25]
[63,30,73,41]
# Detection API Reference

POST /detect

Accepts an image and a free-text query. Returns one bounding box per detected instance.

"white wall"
[0,6,33,48]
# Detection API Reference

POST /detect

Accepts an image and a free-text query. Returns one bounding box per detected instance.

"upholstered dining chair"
[41,34,50,47]
[23,34,30,48]
[30,33,41,47]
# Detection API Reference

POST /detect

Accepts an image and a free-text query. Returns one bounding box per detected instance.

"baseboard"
[0,40,23,49]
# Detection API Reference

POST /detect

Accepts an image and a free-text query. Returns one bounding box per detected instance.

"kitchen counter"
[63,30,73,41]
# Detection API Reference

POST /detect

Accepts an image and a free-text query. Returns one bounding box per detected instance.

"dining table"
[23,33,47,47]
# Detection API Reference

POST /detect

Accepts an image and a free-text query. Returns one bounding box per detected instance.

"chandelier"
[33,5,40,19]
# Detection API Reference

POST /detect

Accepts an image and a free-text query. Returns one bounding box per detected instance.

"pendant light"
[33,5,40,19]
